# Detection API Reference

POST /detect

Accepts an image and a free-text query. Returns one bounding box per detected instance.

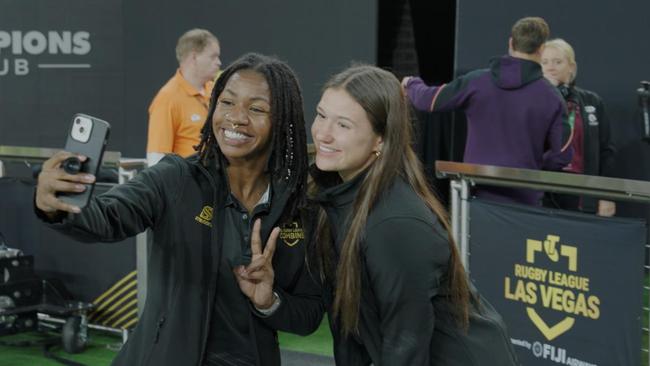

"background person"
[308,65,519,365]
[403,17,572,206]
[35,53,322,366]
[146,28,222,166]
[541,38,616,216]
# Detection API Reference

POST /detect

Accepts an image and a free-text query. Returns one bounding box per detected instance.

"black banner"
[469,199,645,366]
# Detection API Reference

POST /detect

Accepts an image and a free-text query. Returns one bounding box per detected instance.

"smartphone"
[58,114,111,208]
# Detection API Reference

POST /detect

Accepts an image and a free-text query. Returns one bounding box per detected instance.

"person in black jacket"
[541,38,617,216]
[34,53,323,366]
[306,65,519,365]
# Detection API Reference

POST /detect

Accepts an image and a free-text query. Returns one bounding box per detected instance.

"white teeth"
[224,129,247,140]
[319,145,336,153]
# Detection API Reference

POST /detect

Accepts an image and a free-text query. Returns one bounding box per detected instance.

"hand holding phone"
[35,114,110,215]
[35,152,92,214]
[58,114,110,208]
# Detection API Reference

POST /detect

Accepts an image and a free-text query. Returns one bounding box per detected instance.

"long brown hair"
[313,65,471,336]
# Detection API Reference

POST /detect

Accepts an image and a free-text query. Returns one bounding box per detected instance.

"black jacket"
[547,85,616,212]
[313,171,519,366]
[38,155,323,366]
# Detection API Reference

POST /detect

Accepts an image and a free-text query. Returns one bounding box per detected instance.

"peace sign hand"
[233,219,280,310]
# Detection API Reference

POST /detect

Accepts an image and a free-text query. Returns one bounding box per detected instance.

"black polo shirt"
[204,186,271,366]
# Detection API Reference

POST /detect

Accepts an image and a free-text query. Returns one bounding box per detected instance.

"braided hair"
[195,53,308,218]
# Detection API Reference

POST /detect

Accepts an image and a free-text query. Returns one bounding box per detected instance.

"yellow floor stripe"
[121,317,138,330]
[89,280,137,321]
[112,308,138,329]
[102,298,138,326]
[92,271,136,305]
[90,290,137,324]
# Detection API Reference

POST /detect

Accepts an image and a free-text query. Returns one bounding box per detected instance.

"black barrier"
[469,199,646,366]
[0,178,136,313]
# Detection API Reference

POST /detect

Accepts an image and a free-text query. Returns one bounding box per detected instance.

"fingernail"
[83,175,95,183]
[76,184,86,191]
[72,206,81,214]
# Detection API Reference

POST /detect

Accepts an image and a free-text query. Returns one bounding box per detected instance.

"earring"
[375,150,381,157]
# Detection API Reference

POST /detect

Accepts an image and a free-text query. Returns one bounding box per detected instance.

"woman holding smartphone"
[34,53,323,366]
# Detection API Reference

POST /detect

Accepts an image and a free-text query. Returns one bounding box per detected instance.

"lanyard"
[568,109,576,130]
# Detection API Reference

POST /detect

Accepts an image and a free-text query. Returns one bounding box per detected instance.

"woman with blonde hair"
[541,38,616,216]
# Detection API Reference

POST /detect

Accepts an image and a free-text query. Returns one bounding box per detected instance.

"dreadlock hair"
[313,65,472,337]
[195,53,309,219]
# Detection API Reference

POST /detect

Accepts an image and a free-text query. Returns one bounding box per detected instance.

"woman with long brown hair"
[309,65,519,365]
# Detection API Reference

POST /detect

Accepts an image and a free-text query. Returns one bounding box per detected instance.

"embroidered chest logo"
[190,113,202,122]
[195,205,213,227]
[584,105,599,126]
[279,222,305,247]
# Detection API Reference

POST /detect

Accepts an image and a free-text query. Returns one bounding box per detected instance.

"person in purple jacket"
[402,16,572,205]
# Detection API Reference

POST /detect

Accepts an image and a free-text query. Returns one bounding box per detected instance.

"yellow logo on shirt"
[280,222,304,247]
[195,206,213,227]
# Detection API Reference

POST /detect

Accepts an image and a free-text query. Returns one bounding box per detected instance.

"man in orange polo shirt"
[147,29,221,166]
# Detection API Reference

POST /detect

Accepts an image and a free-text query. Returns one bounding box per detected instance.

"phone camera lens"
[75,118,81,125]
[79,127,85,133]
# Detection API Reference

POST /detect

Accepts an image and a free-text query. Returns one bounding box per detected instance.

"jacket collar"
[311,165,367,208]
[190,153,293,223]
[174,69,212,97]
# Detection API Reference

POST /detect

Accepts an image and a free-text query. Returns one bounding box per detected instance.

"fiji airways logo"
[0,30,92,76]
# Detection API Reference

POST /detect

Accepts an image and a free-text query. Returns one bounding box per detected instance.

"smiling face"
[212,69,273,165]
[311,87,383,181]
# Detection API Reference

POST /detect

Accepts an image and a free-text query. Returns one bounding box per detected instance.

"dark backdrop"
[455,0,650,169]
[0,0,376,157]
[453,0,650,228]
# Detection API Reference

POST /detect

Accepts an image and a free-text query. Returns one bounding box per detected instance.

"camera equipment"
[637,80,650,141]
[0,232,94,354]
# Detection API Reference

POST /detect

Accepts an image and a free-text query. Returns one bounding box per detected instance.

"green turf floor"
[278,316,333,356]
[0,330,122,366]
[0,317,333,366]
[2,291,649,366]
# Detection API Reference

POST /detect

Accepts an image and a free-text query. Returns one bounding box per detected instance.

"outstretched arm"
[402,72,479,113]
[35,154,180,242]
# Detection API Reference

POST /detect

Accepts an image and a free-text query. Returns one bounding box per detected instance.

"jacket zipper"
[142,313,166,365]
[153,315,166,343]
[196,163,220,366]
[194,161,285,366]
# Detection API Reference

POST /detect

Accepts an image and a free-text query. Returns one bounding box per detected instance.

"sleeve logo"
[195,205,213,227]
